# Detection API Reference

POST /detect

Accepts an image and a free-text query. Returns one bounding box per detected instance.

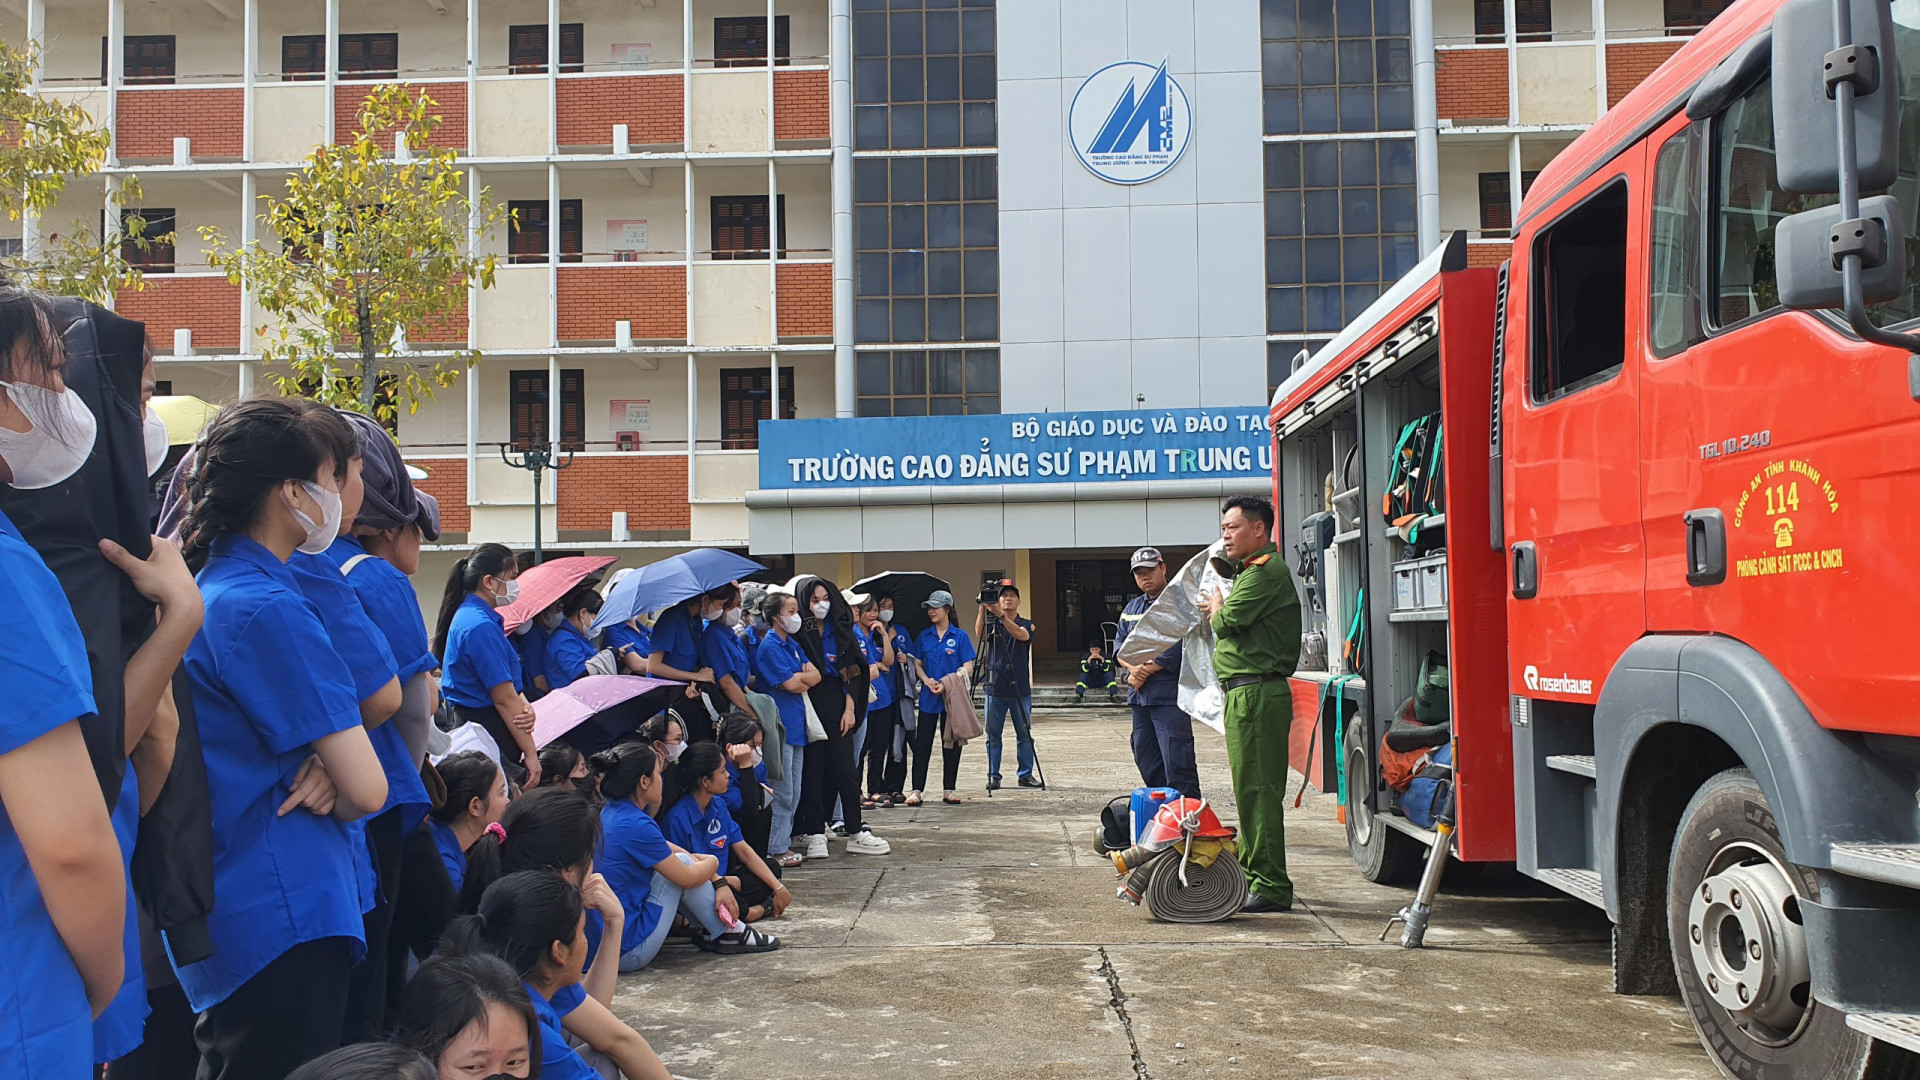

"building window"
[1267,339,1331,397]
[339,33,400,80]
[1262,0,1413,136]
[1265,138,1418,333]
[123,208,175,272]
[1475,0,1552,42]
[1665,0,1733,33]
[281,35,323,80]
[508,24,585,74]
[1530,181,1627,403]
[104,35,176,85]
[852,2,996,150]
[714,16,790,68]
[855,348,998,416]
[507,200,583,264]
[710,195,787,260]
[854,156,998,343]
[1477,170,1540,237]
[719,367,796,449]
[509,369,584,450]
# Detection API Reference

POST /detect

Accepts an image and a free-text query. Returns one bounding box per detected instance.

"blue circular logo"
[1068,60,1194,186]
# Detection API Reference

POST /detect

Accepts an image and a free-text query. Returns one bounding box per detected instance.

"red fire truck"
[1270,0,1920,1075]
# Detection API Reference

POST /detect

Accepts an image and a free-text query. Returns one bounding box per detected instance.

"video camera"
[977,570,1009,607]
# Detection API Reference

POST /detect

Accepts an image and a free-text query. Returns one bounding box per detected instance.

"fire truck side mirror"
[1771,0,1900,195]
[1775,195,1908,310]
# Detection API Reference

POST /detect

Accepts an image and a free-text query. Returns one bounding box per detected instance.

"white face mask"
[810,600,831,620]
[142,404,169,477]
[703,604,724,622]
[749,747,763,767]
[286,481,342,555]
[537,610,564,631]
[491,577,519,608]
[0,381,97,490]
[779,613,802,634]
[723,606,743,627]
[878,608,894,623]
[662,740,685,763]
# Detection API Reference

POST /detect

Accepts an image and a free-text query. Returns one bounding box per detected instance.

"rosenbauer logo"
[1068,60,1193,185]
[1523,664,1593,696]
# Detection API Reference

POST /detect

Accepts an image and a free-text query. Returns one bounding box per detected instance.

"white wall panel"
[1127,205,1199,340]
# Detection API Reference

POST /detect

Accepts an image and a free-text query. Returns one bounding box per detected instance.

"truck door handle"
[1511,541,1538,599]
[1684,509,1727,586]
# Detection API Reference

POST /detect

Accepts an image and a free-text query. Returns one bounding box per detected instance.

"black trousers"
[108,981,199,1080]
[194,936,353,1080]
[342,807,403,1043]
[734,765,773,860]
[864,700,901,795]
[802,676,864,836]
[676,692,717,744]
[909,710,964,794]
[456,703,527,785]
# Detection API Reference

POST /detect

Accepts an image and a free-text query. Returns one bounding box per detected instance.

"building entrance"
[1055,559,1134,656]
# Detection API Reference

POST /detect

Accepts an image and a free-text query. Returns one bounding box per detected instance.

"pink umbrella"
[500,555,619,632]
[532,675,681,749]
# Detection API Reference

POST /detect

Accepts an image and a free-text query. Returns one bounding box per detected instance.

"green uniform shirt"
[1209,542,1301,681]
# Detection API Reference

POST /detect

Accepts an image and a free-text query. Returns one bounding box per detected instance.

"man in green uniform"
[1198,495,1300,913]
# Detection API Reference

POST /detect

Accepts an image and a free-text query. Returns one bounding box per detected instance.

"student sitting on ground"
[719,712,775,860]
[428,751,508,897]
[593,740,779,967]
[537,742,595,798]
[661,742,791,930]
[394,952,539,1080]
[1076,641,1120,703]
[444,871,669,1080]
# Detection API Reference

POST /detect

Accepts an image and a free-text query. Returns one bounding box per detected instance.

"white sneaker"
[805,833,830,859]
[846,829,891,856]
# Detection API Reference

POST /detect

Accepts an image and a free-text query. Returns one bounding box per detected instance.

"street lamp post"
[499,426,574,564]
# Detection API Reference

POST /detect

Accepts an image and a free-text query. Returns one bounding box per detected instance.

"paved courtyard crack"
[1061,820,1081,867]
[840,868,886,945]
[1096,946,1152,1080]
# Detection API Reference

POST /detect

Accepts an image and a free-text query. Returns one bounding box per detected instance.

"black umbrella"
[851,570,951,639]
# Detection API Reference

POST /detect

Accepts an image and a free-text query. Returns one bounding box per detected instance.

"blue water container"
[1129,786,1182,842]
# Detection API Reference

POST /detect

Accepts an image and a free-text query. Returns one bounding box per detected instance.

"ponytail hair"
[659,740,726,819]
[590,739,658,804]
[177,396,357,571]
[434,542,516,657]
[440,871,584,983]
[429,751,501,833]
[458,785,603,914]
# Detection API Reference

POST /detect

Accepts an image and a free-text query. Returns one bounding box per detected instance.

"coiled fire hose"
[1111,799,1248,923]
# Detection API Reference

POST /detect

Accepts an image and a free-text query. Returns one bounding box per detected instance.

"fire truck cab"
[1272,0,1920,1075]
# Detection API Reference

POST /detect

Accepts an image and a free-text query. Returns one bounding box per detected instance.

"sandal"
[904,791,922,807]
[740,903,770,923]
[700,926,781,955]
[860,797,881,810]
[942,791,965,804]
[775,851,806,868]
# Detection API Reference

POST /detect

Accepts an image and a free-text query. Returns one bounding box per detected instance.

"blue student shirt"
[526,981,600,1080]
[721,758,767,817]
[175,533,367,1011]
[700,618,751,695]
[516,621,552,699]
[1115,593,1184,706]
[442,593,522,708]
[604,620,650,664]
[0,509,96,1078]
[598,800,675,956]
[544,622,597,691]
[914,626,975,714]
[753,633,811,747]
[429,819,466,893]
[93,768,148,1063]
[325,537,435,833]
[650,606,701,672]
[865,627,893,710]
[664,795,742,879]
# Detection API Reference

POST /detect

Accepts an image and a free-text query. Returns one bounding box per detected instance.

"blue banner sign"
[757,408,1273,490]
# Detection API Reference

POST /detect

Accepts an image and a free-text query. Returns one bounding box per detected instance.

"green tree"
[0,38,161,304]
[200,83,507,421]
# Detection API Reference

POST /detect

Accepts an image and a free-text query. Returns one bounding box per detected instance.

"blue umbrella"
[591,548,766,633]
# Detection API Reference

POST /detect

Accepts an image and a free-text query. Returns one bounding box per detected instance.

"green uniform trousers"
[1224,679,1293,907]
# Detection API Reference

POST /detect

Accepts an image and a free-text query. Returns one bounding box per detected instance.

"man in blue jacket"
[1113,547,1200,799]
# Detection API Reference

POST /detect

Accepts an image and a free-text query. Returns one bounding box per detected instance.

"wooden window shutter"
[560,369,584,450]
[559,199,582,262]
[508,201,549,263]
[560,24,585,72]
[282,35,324,81]
[508,26,544,74]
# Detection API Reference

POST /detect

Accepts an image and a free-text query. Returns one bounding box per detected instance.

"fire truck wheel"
[1344,719,1421,885]
[1668,769,1918,1080]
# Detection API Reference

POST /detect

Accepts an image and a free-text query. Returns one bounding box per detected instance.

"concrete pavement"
[612,708,1717,1079]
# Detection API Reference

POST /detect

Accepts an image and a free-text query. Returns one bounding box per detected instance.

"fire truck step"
[1534,867,1603,908]
[1544,754,1597,778]
[1846,1011,1920,1056]
[1829,843,1920,890]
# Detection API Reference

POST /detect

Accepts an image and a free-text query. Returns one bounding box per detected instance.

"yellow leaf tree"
[201,84,508,422]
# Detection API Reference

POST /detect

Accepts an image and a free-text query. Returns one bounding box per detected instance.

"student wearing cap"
[1114,547,1201,800]
[909,590,975,805]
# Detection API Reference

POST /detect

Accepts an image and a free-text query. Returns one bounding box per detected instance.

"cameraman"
[974,584,1038,790]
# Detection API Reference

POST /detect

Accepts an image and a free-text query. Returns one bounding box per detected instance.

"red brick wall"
[115,88,244,158]
[334,82,468,151]
[773,70,828,141]
[115,277,242,350]
[776,262,830,337]
[410,456,470,534]
[555,266,687,342]
[1606,41,1684,108]
[556,75,684,147]
[1436,48,1509,122]
[1466,241,1512,268]
[556,455,689,531]
[412,286,468,344]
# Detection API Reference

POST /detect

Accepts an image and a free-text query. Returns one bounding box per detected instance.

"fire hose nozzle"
[1111,843,1170,876]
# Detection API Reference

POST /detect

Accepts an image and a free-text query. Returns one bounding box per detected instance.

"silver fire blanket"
[1115,540,1238,734]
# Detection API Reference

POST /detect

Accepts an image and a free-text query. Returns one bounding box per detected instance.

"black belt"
[1222,673,1288,691]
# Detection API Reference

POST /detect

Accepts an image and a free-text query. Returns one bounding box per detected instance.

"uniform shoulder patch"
[1248,553,1273,567]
